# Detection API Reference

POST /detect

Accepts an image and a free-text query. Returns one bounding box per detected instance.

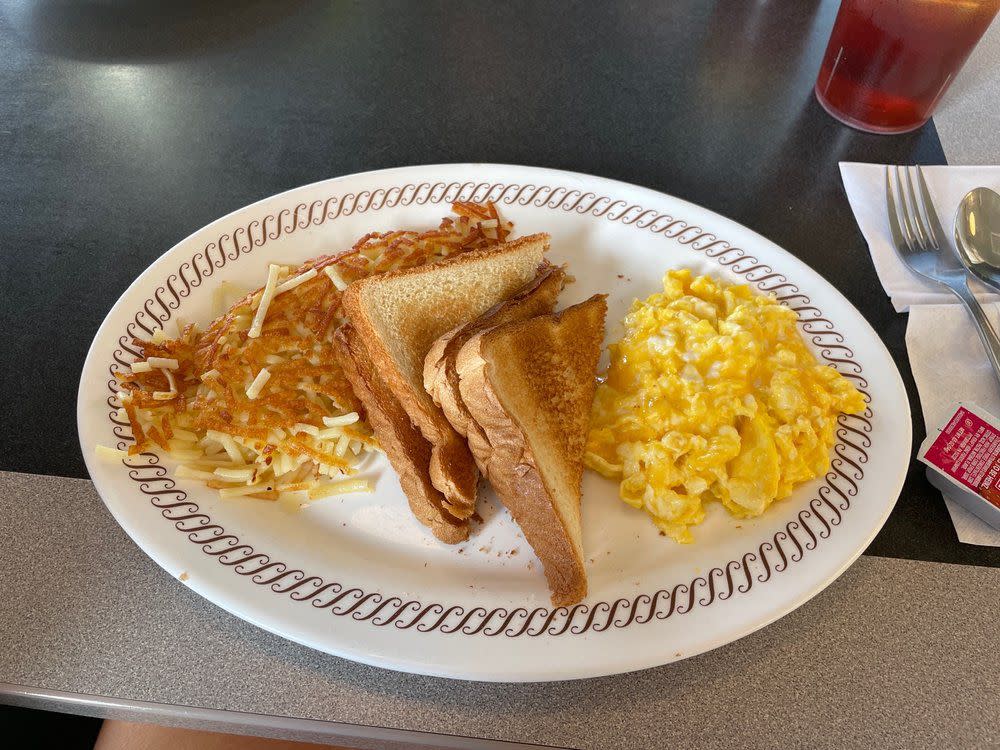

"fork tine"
[904,166,932,249]
[915,165,948,248]
[894,165,918,251]
[885,166,908,253]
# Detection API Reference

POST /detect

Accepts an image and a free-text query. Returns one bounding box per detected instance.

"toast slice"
[333,323,468,544]
[341,233,550,518]
[454,296,607,606]
[423,265,565,442]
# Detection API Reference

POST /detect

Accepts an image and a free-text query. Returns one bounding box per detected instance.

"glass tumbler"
[815,0,999,134]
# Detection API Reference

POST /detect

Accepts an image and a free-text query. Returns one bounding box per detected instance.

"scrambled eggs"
[585,270,866,542]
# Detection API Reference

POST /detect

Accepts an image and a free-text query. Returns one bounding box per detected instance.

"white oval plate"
[78,164,910,682]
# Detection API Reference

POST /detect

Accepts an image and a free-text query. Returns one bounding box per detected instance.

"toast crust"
[334,324,468,544]
[342,234,550,516]
[455,296,607,606]
[460,351,586,606]
[423,265,565,441]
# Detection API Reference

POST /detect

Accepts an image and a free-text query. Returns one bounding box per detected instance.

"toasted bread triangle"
[423,265,565,441]
[341,234,549,518]
[455,295,607,606]
[334,324,468,544]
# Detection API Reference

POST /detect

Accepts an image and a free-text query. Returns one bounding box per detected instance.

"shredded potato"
[115,202,514,503]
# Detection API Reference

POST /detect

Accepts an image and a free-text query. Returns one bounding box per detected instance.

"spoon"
[955,187,1000,294]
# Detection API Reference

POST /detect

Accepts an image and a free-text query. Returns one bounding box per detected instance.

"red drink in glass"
[815,0,999,134]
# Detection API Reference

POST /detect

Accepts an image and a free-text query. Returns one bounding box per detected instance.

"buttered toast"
[423,265,565,441]
[334,324,468,544]
[452,296,607,606]
[341,234,550,519]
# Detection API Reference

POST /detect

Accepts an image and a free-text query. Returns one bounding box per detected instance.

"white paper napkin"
[906,304,1000,546]
[841,162,1000,546]
[840,162,1000,311]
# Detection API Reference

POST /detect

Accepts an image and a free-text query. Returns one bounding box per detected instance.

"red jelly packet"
[919,402,1000,530]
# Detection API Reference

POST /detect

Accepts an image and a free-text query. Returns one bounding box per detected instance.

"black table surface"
[2,0,996,569]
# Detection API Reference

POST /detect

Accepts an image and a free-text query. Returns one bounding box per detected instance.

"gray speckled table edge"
[934,18,1000,165]
[1,683,554,750]
[4,471,1000,750]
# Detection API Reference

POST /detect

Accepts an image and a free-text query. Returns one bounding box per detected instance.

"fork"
[885,165,1000,383]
